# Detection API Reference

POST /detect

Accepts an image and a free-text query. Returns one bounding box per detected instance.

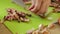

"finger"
[37,0,47,14]
[33,0,43,13]
[28,0,35,10]
[36,0,51,15]
[44,0,51,14]
[30,0,42,13]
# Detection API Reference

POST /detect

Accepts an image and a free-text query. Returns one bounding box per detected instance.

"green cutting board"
[0,0,60,34]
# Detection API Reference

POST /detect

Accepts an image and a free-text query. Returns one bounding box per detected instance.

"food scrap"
[3,8,32,23]
[50,0,60,13]
[26,18,60,34]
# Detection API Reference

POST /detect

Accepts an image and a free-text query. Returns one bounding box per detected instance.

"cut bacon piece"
[58,18,60,24]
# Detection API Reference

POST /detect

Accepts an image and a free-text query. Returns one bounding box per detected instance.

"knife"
[12,0,26,8]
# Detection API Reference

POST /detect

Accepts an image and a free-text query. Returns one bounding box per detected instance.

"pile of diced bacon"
[3,8,31,22]
[26,18,60,34]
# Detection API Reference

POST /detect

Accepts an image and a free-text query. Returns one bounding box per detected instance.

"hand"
[28,0,51,16]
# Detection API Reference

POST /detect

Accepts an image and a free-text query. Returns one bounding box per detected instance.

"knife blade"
[12,0,26,8]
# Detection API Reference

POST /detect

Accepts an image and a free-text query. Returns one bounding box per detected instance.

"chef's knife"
[12,0,26,8]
